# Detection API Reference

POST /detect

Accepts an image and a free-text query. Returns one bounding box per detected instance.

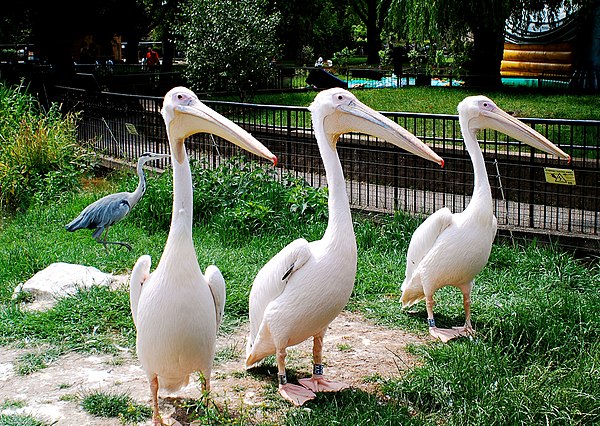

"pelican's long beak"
[173,100,278,166]
[481,106,571,162]
[332,99,444,167]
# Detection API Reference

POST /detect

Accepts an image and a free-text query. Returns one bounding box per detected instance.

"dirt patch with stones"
[0,311,428,425]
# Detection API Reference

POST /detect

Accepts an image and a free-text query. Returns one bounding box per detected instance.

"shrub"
[129,156,328,242]
[0,82,94,211]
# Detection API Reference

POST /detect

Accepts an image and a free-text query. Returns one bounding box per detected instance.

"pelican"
[129,87,277,425]
[65,152,169,251]
[245,88,444,406]
[400,95,570,343]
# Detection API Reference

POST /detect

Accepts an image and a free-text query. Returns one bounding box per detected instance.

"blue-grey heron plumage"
[65,152,169,251]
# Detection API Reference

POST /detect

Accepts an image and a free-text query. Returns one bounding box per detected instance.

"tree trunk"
[365,0,381,65]
[465,25,505,87]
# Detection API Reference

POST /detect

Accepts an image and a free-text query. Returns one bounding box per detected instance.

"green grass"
[0,160,599,425]
[0,414,50,426]
[217,87,600,120]
[81,390,152,423]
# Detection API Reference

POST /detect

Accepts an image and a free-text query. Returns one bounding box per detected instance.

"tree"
[177,0,281,101]
[346,0,393,64]
[389,0,586,87]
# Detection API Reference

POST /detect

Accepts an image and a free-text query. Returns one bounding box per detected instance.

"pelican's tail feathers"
[158,374,190,393]
[400,275,425,309]
[245,324,275,370]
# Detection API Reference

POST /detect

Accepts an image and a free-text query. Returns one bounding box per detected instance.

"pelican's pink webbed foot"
[279,383,316,406]
[298,376,348,393]
[429,326,473,343]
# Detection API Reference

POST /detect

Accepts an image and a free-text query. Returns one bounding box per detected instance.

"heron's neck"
[460,118,492,213]
[130,159,148,206]
[314,125,354,245]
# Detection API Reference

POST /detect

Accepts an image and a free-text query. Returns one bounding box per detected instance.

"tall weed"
[0,82,93,211]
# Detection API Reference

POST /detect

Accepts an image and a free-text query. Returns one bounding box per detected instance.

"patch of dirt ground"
[0,311,429,425]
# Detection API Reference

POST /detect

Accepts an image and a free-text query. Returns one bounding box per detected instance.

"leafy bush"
[0,82,94,211]
[129,156,328,243]
[178,0,282,101]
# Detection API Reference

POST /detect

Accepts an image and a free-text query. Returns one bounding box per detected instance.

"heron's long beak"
[481,107,571,162]
[172,100,278,166]
[331,100,444,167]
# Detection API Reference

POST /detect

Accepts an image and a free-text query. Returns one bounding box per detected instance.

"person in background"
[146,47,160,67]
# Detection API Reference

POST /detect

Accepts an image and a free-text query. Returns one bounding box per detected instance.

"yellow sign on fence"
[544,168,576,185]
[125,123,139,136]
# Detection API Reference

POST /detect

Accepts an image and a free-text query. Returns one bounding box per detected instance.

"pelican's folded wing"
[205,265,226,331]
[129,254,152,325]
[402,208,453,290]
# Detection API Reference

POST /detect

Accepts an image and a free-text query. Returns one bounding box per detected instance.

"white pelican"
[245,88,444,406]
[129,87,277,425]
[400,95,570,343]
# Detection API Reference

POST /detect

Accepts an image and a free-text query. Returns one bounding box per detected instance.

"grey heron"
[245,88,444,406]
[400,95,570,343]
[65,151,169,251]
[128,87,277,425]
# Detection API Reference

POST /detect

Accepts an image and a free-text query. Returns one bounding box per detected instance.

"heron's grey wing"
[129,255,152,325]
[204,265,226,332]
[66,192,130,231]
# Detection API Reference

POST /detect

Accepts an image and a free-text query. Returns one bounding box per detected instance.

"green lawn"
[0,160,599,425]
[216,87,600,120]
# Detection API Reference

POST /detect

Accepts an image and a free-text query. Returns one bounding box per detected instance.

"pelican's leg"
[452,282,474,336]
[149,376,163,425]
[427,288,470,343]
[298,331,348,393]
[276,346,316,406]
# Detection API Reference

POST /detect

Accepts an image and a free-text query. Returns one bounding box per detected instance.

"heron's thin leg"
[97,228,132,251]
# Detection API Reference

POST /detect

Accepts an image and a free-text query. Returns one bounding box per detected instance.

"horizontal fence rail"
[54,87,600,252]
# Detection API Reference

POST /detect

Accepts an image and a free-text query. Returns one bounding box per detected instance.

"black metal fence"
[53,86,600,252]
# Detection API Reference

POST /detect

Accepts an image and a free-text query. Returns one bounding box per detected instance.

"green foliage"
[81,390,151,424]
[299,45,314,66]
[130,157,329,244]
[178,0,282,101]
[332,47,356,75]
[245,87,600,120]
[15,348,61,375]
[368,241,600,425]
[0,82,94,212]
[177,392,250,425]
[0,286,135,351]
[0,414,50,426]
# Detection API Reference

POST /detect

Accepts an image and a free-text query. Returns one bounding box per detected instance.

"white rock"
[12,262,116,310]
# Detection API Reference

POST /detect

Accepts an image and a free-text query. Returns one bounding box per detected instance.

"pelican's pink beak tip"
[567,155,572,165]
[272,155,278,167]
[440,158,445,168]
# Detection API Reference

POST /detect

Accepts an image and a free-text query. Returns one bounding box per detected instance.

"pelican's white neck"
[163,137,194,254]
[459,116,492,210]
[313,120,354,244]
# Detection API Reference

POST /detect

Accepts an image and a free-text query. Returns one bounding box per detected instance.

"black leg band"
[313,364,324,376]
[428,318,436,328]
[278,374,287,385]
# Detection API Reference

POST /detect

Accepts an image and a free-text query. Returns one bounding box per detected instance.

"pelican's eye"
[338,95,343,100]
[483,102,488,107]
[177,94,184,100]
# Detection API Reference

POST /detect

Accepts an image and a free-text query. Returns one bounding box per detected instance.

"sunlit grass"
[218,87,600,120]
[0,160,598,425]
